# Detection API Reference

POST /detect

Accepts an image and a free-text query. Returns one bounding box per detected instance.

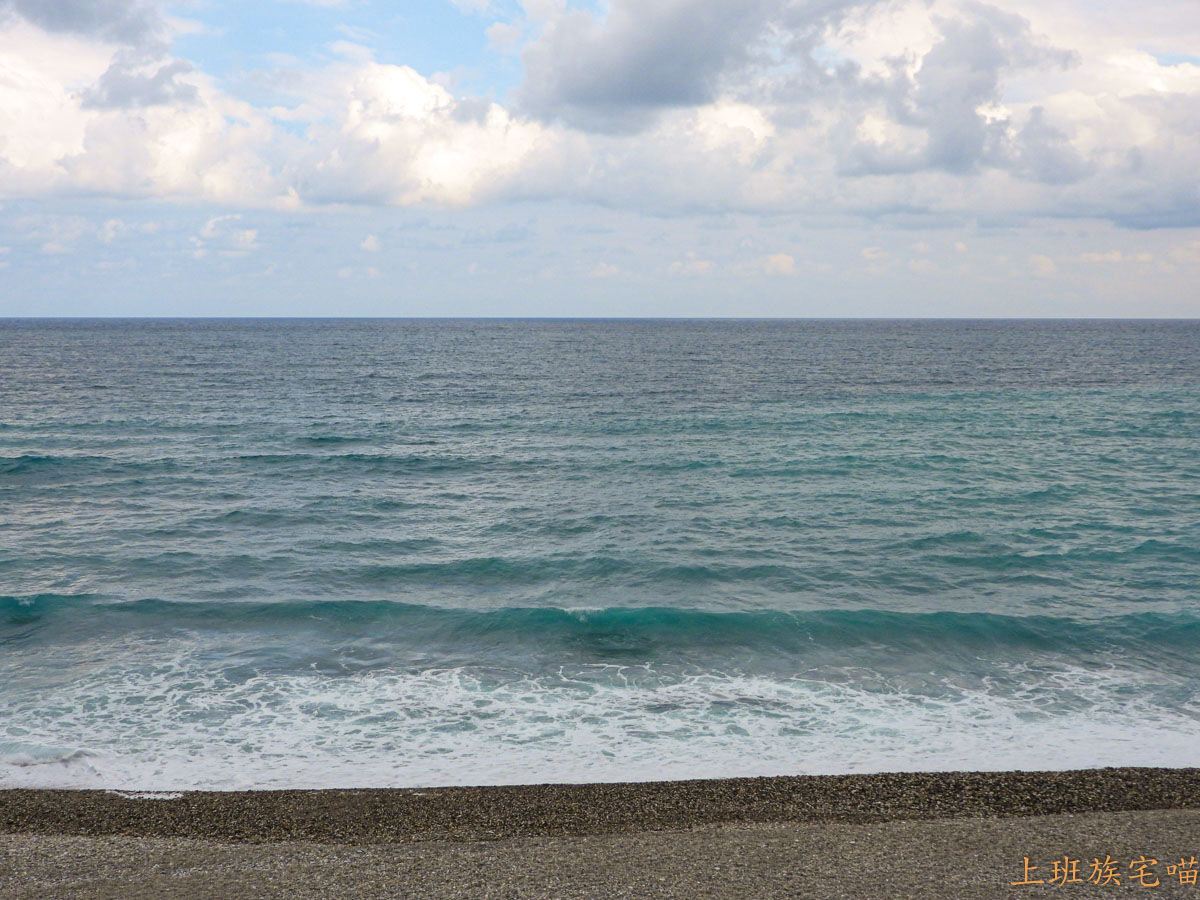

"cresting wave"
[1,646,1197,791]
[3,596,1198,789]
[5,594,1200,660]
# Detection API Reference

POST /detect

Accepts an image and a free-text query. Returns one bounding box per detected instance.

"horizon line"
[3,315,1199,322]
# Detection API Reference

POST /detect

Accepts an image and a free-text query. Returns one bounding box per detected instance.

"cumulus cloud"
[1169,240,1200,264]
[338,264,380,279]
[840,2,1077,176]
[79,57,198,108]
[0,17,564,208]
[587,262,620,278]
[191,214,259,258]
[761,253,796,275]
[1,0,1199,232]
[518,0,788,131]
[500,0,1200,226]
[1005,106,1090,184]
[0,10,280,204]
[98,217,158,242]
[1073,250,1153,263]
[289,62,567,207]
[1028,253,1057,276]
[15,214,91,254]
[0,0,164,47]
[668,252,714,276]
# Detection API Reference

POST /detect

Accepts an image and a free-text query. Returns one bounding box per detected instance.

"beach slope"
[3,769,1198,899]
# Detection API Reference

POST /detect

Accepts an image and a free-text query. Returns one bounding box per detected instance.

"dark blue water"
[2,319,1198,788]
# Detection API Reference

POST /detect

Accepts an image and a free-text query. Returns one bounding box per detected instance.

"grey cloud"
[903,13,1018,171]
[2,0,197,111]
[518,0,869,132]
[1112,205,1200,230]
[516,0,1089,190]
[450,97,496,124]
[1006,107,1091,185]
[0,0,163,47]
[80,58,198,109]
[842,3,1077,176]
[1081,99,1200,229]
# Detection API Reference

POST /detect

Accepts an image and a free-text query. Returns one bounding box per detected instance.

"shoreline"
[3,767,1198,843]
[6,769,1200,898]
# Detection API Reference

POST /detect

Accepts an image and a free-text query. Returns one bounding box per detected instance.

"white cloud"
[0,23,285,205]
[328,40,374,63]
[96,218,156,243]
[1073,250,1153,263]
[668,253,714,276]
[335,25,378,43]
[16,214,90,255]
[99,219,124,243]
[761,253,796,275]
[449,0,492,13]
[289,61,567,207]
[338,264,380,278]
[1028,253,1057,276]
[0,0,1199,232]
[193,214,259,257]
[1169,240,1200,264]
[201,215,241,240]
[361,233,380,252]
[587,261,620,277]
[230,229,259,251]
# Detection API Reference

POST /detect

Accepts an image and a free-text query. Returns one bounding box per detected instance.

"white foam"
[1,646,1198,790]
[105,791,184,800]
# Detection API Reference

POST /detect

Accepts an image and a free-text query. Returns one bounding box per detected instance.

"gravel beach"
[3,769,1198,898]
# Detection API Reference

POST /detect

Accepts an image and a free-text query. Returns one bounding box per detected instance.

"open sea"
[1,318,1198,790]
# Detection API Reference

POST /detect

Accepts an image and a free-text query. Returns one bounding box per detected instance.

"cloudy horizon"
[1,0,1198,317]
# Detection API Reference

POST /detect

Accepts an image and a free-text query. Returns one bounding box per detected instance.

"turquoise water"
[1,319,1198,788]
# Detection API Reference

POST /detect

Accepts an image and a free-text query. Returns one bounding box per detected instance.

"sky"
[1,0,1199,317]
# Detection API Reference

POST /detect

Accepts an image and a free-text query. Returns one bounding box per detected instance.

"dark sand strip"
[2,768,1198,843]
[4,810,1200,899]
[3,770,1200,899]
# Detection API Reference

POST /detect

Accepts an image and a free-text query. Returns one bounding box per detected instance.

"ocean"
[1,318,1197,790]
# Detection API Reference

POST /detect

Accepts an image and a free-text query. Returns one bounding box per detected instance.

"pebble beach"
[3,768,1199,898]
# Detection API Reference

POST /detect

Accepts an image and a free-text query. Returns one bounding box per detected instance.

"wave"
[0,454,113,475]
[5,594,1197,658]
[0,454,185,482]
[294,435,374,446]
[2,639,1198,791]
[226,451,540,475]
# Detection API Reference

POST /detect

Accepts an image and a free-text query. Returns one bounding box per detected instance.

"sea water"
[1,319,1197,789]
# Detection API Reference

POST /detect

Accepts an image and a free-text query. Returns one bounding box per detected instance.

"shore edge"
[3,767,1198,844]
